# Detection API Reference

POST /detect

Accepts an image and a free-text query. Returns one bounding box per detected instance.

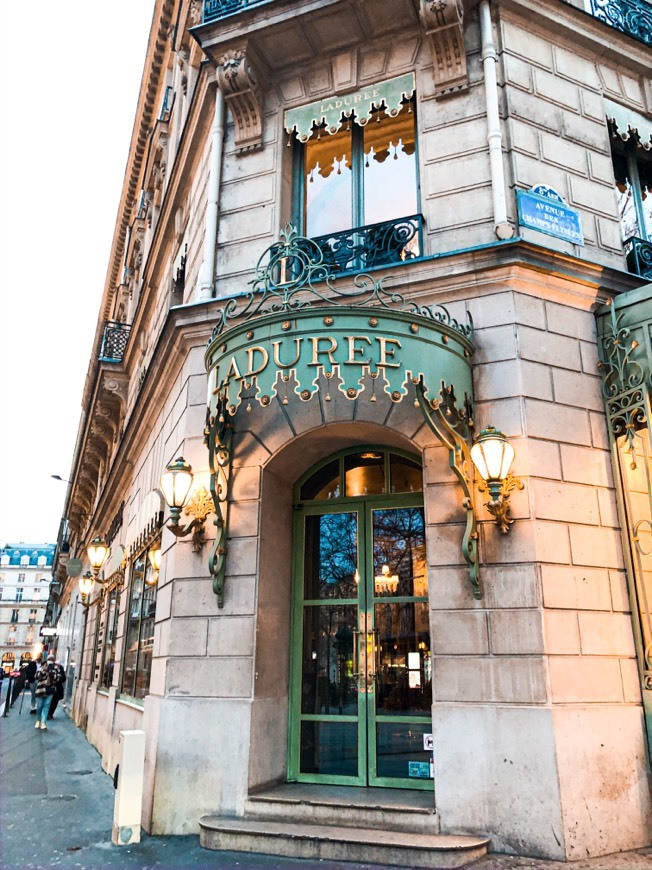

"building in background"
[0,543,54,672]
[50,0,651,865]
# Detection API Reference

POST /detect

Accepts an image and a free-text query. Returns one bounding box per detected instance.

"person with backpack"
[34,654,58,730]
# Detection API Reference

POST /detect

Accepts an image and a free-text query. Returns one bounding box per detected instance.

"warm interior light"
[161,456,194,509]
[79,573,95,597]
[470,427,515,481]
[87,537,110,571]
[374,564,399,593]
[148,547,162,573]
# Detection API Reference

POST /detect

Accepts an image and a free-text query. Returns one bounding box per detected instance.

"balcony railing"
[586,0,652,46]
[312,214,424,276]
[99,321,131,363]
[203,0,270,22]
[625,236,652,280]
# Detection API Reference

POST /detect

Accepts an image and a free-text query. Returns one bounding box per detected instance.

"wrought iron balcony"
[203,0,270,22]
[99,321,131,363]
[586,0,652,47]
[312,215,424,276]
[625,236,652,280]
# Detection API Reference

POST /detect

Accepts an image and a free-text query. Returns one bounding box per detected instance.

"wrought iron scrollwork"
[587,0,652,47]
[313,215,422,275]
[99,321,131,363]
[209,223,472,341]
[415,379,481,598]
[204,400,233,607]
[598,302,647,467]
[625,236,652,280]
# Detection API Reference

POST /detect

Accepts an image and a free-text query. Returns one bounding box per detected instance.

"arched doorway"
[288,447,432,789]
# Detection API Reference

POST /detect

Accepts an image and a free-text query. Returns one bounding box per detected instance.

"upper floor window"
[37,555,47,567]
[10,610,19,623]
[0,555,9,566]
[15,588,23,602]
[286,74,421,273]
[607,101,652,280]
[120,540,160,701]
[28,609,37,624]
[20,555,29,566]
[17,573,25,584]
[33,588,41,600]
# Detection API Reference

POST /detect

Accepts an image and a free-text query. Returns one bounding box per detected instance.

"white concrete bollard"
[112,729,145,846]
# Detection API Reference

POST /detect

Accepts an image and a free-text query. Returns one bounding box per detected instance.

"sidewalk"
[1,680,650,870]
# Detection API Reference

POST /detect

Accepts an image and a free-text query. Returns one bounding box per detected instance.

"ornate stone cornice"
[419,0,469,97]
[215,44,264,153]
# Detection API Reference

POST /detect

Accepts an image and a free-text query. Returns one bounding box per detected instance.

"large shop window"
[286,74,421,273]
[100,589,120,690]
[120,543,158,701]
[607,101,652,280]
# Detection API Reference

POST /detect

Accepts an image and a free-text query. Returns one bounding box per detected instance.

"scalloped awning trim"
[284,73,416,143]
[605,99,652,150]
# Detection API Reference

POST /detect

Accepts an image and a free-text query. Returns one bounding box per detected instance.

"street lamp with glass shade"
[470,426,522,533]
[79,572,95,606]
[160,456,213,552]
[87,537,110,581]
[160,457,194,525]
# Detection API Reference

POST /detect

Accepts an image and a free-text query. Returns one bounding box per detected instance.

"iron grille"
[625,236,652,280]
[587,0,652,46]
[203,0,270,22]
[99,321,131,363]
[312,214,424,275]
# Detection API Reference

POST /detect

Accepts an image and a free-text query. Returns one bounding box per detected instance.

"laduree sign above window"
[284,73,416,142]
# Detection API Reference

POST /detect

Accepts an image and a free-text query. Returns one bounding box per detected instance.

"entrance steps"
[199,784,490,868]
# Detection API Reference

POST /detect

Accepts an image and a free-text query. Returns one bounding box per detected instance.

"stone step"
[245,788,440,834]
[199,816,490,869]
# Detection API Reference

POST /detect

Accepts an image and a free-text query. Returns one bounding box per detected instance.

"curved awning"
[203,225,481,606]
[284,73,416,143]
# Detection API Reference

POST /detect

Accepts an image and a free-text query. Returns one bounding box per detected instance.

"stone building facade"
[0,543,53,671]
[50,0,652,864]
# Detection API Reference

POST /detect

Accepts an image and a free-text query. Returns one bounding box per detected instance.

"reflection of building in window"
[101,591,120,690]
[120,540,160,701]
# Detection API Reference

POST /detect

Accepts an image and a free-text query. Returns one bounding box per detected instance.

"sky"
[0,2,156,545]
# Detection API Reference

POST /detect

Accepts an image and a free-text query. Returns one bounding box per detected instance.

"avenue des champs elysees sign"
[204,228,474,418]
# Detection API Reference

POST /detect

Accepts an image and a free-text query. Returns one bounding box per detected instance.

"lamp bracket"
[166,485,213,552]
[204,399,234,607]
[416,379,481,599]
[478,474,524,534]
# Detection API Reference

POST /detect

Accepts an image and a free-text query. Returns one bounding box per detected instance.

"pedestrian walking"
[34,654,58,730]
[24,656,39,714]
[47,660,66,720]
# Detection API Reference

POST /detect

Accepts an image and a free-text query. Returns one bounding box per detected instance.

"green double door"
[289,499,433,789]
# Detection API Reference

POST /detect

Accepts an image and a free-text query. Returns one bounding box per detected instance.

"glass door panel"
[291,495,432,789]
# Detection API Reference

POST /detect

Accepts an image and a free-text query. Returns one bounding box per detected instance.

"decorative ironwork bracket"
[415,379,481,598]
[166,486,214,552]
[478,476,524,534]
[204,400,233,607]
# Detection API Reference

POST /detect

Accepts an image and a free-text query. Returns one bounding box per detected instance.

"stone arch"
[230,399,461,793]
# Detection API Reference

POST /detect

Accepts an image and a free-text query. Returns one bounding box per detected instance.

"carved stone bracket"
[204,400,234,607]
[419,0,469,97]
[216,45,264,153]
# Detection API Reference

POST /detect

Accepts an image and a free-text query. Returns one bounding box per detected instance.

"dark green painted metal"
[288,453,432,790]
[587,0,652,47]
[596,287,652,765]
[204,398,233,607]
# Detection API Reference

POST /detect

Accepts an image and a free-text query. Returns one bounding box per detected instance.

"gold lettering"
[345,335,372,366]
[224,356,242,382]
[246,346,269,377]
[310,336,338,366]
[272,338,302,369]
[377,337,402,368]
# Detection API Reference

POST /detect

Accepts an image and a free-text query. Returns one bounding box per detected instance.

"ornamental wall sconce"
[78,572,95,608]
[160,456,213,552]
[470,426,523,533]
